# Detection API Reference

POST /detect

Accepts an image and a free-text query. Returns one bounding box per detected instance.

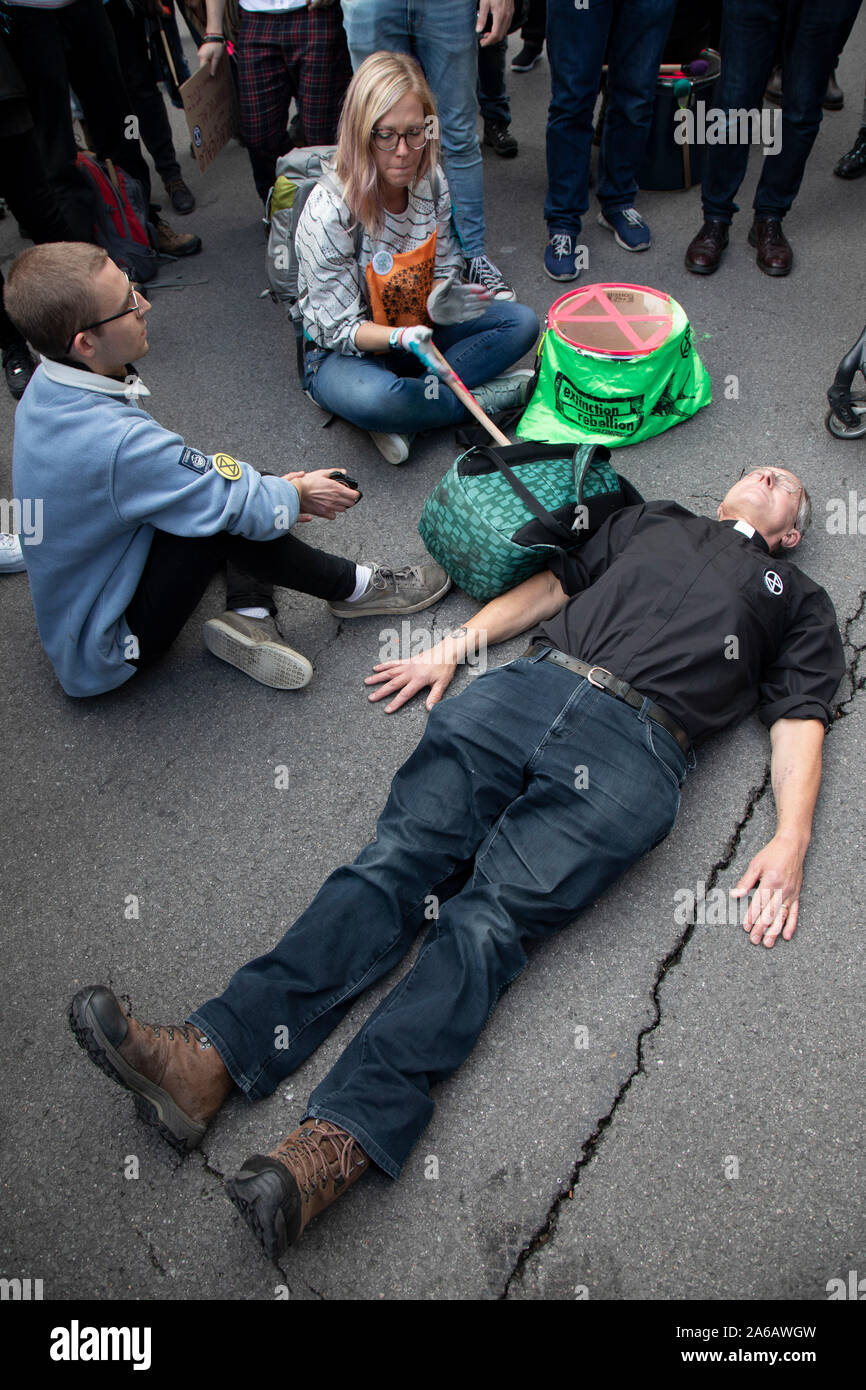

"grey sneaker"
[328,561,451,617]
[0,532,25,573]
[472,369,534,416]
[202,612,313,688]
[368,430,410,465]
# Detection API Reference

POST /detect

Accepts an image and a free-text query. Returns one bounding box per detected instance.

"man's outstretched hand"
[366,651,458,713]
[730,832,808,947]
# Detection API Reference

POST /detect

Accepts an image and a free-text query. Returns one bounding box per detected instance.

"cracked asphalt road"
[1,23,864,1305]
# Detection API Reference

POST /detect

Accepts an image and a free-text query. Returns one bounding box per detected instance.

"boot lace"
[275,1121,365,1196]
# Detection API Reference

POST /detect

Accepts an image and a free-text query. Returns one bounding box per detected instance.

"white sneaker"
[472,369,535,416]
[368,431,410,465]
[202,612,313,689]
[0,532,25,574]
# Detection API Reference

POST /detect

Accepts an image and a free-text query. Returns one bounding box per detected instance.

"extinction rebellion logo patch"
[764,570,784,596]
[554,371,644,435]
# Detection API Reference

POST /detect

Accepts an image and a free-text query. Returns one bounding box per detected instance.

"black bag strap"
[471,442,608,547]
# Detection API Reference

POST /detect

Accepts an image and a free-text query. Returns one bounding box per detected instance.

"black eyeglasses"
[371,125,428,152]
[65,277,143,354]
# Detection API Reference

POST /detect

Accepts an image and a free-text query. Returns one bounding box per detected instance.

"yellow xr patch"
[213,452,242,481]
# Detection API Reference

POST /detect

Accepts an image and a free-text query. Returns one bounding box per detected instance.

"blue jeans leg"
[544,0,611,232]
[304,302,539,433]
[596,0,678,214]
[190,660,685,1178]
[340,0,486,258]
[306,663,684,1176]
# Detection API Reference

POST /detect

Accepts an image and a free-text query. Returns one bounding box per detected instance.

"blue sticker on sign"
[179,447,211,474]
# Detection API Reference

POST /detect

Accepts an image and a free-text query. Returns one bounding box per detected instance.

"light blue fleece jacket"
[12,360,301,697]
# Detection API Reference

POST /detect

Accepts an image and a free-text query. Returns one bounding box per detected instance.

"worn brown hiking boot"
[69,985,233,1152]
[226,1119,369,1258]
[154,217,202,258]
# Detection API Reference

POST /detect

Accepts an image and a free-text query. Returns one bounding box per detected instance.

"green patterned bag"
[418,441,642,601]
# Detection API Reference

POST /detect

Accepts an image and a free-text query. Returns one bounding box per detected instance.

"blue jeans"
[190,656,687,1178]
[303,302,539,435]
[340,0,485,256]
[545,0,677,231]
[700,0,863,223]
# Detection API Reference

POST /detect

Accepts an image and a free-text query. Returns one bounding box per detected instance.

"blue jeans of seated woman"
[189,655,687,1179]
[303,302,539,435]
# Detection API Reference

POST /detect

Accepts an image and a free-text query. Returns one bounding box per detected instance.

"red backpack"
[75,152,159,283]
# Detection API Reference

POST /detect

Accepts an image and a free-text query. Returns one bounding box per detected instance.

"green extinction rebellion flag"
[517,284,712,448]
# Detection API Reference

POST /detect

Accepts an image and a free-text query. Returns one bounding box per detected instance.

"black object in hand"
[329,470,362,498]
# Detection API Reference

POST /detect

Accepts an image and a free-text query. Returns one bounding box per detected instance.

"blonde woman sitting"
[295,51,539,465]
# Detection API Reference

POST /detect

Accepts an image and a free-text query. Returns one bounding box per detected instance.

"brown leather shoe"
[748,217,793,276]
[685,219,729,274]
[226,1119,369,1258]
[69,985,233,1152]
[154,217,202,257]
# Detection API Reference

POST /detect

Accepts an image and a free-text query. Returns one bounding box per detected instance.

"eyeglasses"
[737,467,801,497]
[65,277,143,354]
[371,125,428,152]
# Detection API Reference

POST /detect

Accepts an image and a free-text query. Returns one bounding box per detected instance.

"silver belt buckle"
[586,665,612,689]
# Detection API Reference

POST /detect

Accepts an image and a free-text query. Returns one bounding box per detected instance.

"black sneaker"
[483,120,518,158]
[511,44,542,72]
[3,342,36,401]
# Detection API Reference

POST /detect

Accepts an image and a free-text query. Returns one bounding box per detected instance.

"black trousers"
[4,0,155,239]
[125,528,356,667]
[105,0,181,185]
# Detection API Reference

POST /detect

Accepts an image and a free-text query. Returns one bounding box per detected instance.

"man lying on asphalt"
[70,465,844,1258]
[5,242,449,697]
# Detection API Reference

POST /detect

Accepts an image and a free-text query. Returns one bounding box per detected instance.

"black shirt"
[532,502,845,745]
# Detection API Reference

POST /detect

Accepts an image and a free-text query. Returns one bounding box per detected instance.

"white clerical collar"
[732,519,756,538]
[40,356,151,402]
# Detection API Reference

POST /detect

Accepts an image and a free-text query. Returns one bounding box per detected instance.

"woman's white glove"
[426,270,491,325]
[393,324,436,366]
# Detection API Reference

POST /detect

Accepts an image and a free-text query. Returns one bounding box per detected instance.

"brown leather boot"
[69,986,233,1152]
[226,1119,369,1259]
[748,217,793,276]
[684,219,729,274]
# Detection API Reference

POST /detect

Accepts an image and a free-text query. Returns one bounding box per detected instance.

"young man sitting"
[5,243,449,697]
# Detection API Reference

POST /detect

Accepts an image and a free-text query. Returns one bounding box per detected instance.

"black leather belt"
[522,643,692,754]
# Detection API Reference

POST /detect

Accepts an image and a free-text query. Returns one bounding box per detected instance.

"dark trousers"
[478,37,510,125]
[190,656,686,1178]
[0,123,76,243]
[105,0,181,185]
[235,5,352,201]
[125,528,356,667]
[4,0,155,239]
[701,0,863,221]
[522,0,546,49]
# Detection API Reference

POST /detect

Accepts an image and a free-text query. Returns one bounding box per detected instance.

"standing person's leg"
[0,127,77,244]
[0,268,36,400]
[235,11,295,202]
[291,2,352,146]
[833,72,866,177]
[543,0,611,278]
[104,0,194,214]
[339,0,412,71]
[479,36,518,157]
[513,0,546,68]
[223,664,685,1250]
[595,0,676,249]
[752,0,863,219]
[685,0,783,273]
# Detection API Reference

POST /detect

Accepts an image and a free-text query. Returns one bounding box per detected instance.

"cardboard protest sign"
[180,61,239,175]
